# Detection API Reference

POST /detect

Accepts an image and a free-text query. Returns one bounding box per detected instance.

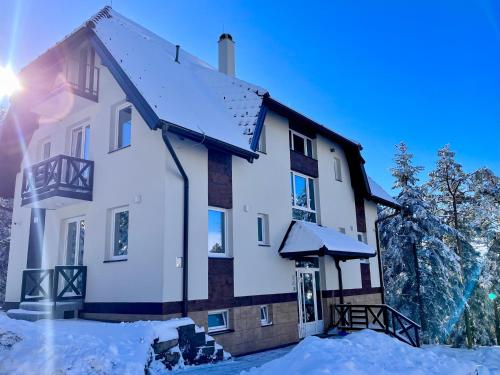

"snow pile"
[0,312,194,375]
[243,330,500,375]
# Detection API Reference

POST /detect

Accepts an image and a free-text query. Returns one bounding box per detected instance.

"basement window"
[208,310,229,332]
[260,305,272,326]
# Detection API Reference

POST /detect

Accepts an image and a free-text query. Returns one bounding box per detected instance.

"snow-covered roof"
[367,176,399,207]
[89,7,267,151]
[280,221,376,259]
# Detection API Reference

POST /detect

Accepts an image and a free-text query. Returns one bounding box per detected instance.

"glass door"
[64,217,85,266]
[297,268,324,338]
[71,125,90,160]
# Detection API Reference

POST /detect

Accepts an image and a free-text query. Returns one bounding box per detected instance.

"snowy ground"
[0,312,499,375]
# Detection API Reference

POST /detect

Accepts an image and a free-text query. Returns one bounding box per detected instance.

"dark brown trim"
[354,193,367,233]
[1,302,19,311]
[321,287,382,299]
[82,292,298,315]
[290,150,319,178]
[360,263,372,289]
[208,149,232,209]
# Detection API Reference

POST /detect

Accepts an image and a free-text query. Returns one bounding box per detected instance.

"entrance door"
[64,217,85,266]
[297,268,324,338]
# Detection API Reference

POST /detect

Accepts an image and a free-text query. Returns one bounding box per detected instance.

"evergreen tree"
[380,143,462,343]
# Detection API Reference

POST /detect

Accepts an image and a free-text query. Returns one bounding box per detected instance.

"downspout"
[374,210,399,304]
[334,258,344,304]
[161,123,189,317]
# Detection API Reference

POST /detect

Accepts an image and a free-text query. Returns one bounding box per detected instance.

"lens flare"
[0,66,21,98]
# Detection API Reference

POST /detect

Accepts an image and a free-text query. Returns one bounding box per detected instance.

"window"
[71,125,90,159]
[256,125,266,153]
[289,130,313,158]
[113,105,132,150]
[357,232,367,244]
[208,310,229,332]
[290,172,317,223]
[110,207,129,259]
[338,227,346,234]
[334,157,342,182]
[40,140,51,161]
[208,208,227,256]
[260,305,271,326]
[257,213,269,245]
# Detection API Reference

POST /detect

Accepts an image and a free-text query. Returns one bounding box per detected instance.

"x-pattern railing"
[21,154,94,206]
[332,304,421,347]
[20,266,87,306]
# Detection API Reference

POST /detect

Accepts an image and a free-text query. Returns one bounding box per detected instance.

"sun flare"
[0,65,21,98]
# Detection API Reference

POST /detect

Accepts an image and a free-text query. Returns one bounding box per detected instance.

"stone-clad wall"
[189,301,299,356]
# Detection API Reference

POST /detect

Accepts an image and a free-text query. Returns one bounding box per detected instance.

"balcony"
[21,154,94,209]
[32,57,100,118]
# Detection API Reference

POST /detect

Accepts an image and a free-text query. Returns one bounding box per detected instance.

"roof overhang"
[279,221,376,260]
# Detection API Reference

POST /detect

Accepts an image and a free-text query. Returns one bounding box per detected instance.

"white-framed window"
[208,208,228,257]
[112,104,132,151]
[110,206,129,259]
[260,305,272,326]
[208,310,229,332]
[70,124,90,160]
[338,227,346,234]
[257,213,269,245]
[357,232,367,244]
[39,139,51,161]
[290,171,317,223]
[256,125,266,153]
[334,157,342,182]
[289,129,313,158]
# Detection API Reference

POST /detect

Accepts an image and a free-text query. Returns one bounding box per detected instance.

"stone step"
[6,308,63,322]
[20,300,82,312]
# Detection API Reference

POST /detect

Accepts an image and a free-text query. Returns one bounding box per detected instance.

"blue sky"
[1,0,498,193]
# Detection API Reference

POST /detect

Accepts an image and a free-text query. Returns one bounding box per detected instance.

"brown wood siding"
[360,263,372,289]
[290,150,319,178]
[207,257,234,308]
[354,193,367,232]
[208,149,232,209]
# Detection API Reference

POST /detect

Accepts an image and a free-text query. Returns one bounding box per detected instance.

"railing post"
[20,270,28,302]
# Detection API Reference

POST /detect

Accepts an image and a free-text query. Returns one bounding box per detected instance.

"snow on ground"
[1,311,499,375]
[241,330,500,375]
[0,312,192,375]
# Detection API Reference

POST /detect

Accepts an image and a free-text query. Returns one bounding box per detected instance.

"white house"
[1,7,409,355]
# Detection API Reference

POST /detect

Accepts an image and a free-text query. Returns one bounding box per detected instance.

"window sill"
[258,244,271,247]
[108,145,131,154]
[261,322,273,327]
[103,258,128,263]
[208,254,233,259]
[209,329,234,336]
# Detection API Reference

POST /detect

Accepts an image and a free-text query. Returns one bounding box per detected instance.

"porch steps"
[7,301,83,321]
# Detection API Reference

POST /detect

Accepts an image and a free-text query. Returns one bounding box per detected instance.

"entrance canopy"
[279,221,376,260]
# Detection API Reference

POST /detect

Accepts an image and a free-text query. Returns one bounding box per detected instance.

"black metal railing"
[332,304,421,347]
[21,154,94,206]
[20,266,87,304]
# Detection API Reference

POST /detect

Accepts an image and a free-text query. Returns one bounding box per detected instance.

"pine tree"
[380,143,463,343]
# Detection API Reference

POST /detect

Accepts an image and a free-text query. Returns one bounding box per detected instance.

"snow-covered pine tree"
[380,143,463,343]
[0,198,13,304]
[428,146,499,346]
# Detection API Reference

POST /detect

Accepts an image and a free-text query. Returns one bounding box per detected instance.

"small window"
[208,310,229,332]
[338,227,346,234]
[357,232,367,244]
[110,207,129,259]
[40,140,51,161]
[113,105,132,150]
[289,130,313,158]
[334,157,342,182]
[208,208,227,256]
[260,305,271,326]
[257,125,266,153]
[257,213,269,245]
